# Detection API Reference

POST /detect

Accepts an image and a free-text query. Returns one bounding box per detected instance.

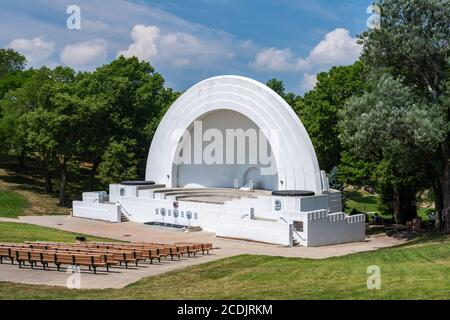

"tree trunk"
[393,186,402,224]
[44,165,53,194]
[88,159,99,191]
[58,160,67,206]
[433,181,444,231]
[441,140,450,234]
[16,149,26,169]
[393,185,417,225]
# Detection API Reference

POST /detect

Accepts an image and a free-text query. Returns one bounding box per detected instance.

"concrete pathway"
[0,215,406,289]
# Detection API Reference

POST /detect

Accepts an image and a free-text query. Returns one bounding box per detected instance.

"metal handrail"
[116,200,132,217]
[279,217,307,242]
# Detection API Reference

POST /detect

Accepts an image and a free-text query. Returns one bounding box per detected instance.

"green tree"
[266,78,286,97]
[0,68,46,168]
[300,61,366,171]
[360,0,450,230]
[266,78,303,108]
[97,139,138,185]
[340,73,446,223]
[0,48,26,78]
[76,56,174,189]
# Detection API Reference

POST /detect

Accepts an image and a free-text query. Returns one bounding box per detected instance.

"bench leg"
[106,265,109,272]
[11,258,14,265]
[135,260,138,267]
[88,265,91,271]
[93,266,97,274]
[30,261,34,269]
[57,264,60,272]
[158,257,161,263]
[125,262,128,269]
[18,261,22,268]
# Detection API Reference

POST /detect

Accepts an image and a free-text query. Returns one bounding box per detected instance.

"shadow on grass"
[0,155,101,207]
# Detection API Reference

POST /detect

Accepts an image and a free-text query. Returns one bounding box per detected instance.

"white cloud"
[251,28,362,73]
[306,28,362,67]
[8,36,54,66]
[300,73,318,92]
[250,48,295,71]
[118,25,160,61]
[118,24,233,68]
[60,39,108,68]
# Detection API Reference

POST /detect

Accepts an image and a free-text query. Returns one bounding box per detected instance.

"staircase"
[120,213,129,222]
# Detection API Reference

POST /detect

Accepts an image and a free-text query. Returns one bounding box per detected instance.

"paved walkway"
[0,215,406,289]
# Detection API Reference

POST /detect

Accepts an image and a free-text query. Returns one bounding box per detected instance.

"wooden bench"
[47,246,137,268]
[50,253,108,273]
[13,249,113,273]
[114,245,163,263]
[83,243,167,264]
[176,242,214,255]
[0,247,15,264]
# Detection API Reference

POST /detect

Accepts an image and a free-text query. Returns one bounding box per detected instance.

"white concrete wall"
[277,211,309,246]
[215,216,293,246]
[82,191,107,203]
[114,196,250,230]
[305,210,365,247]
[73,201,121,223]
[327,189,343,213]
[175,109,278,190]
[146,75,323,194]
[299,195,329,212]
[73,188,364,247]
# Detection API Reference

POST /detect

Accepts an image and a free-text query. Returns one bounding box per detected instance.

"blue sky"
[0,0,371,94]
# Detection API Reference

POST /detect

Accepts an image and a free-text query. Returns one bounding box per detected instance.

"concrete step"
[120,213,129,222]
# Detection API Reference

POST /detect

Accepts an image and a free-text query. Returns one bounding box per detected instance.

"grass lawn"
[345,189,433,222]
[0,222,120,243]
[345,190,380,214]
[0,159,69,217]
[0,190,28,218]
[1,223,450,299]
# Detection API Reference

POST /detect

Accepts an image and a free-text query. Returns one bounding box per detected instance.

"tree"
[25,67,87,205]
[359,0,450,230]
[266,78,286,97]
[96,139,138,185]
[340,73,446,223]
[0,68,44,168]
[266,78,304,115]
[0,48,26,78]
[0,69,35,100]
[300,61,366,171]
[0,49,30,156]
[76,56,174,189]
